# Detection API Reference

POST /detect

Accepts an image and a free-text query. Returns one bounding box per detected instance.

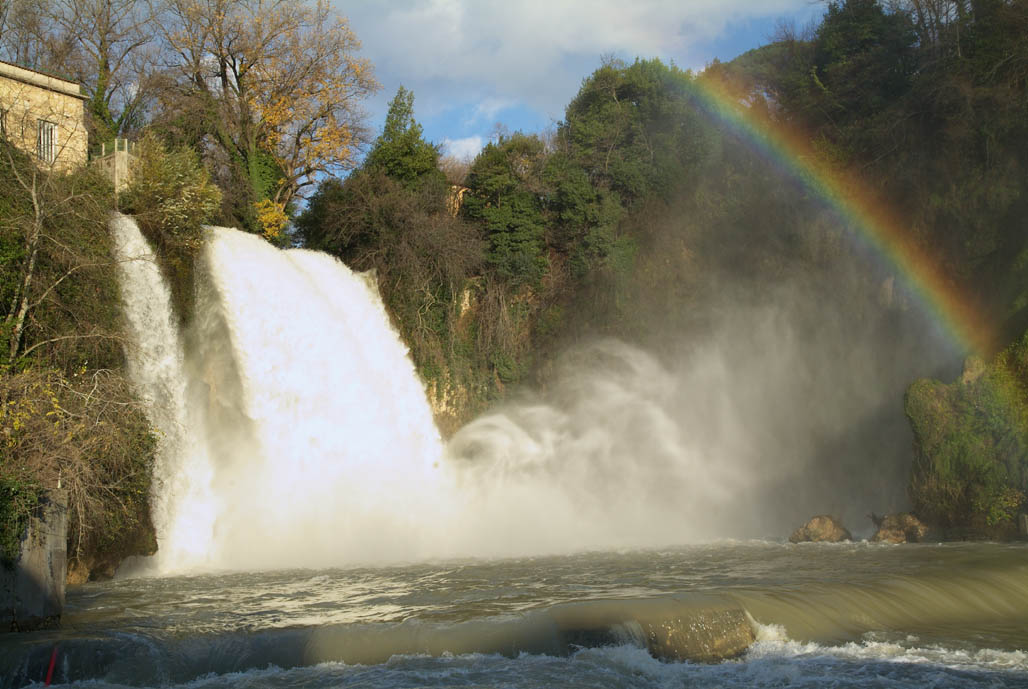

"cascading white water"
[114,213,951,571]
[112,215,217,567]
[190,228,449,569]
[114,216,450,571]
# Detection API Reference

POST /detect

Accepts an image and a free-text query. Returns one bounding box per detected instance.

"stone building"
[0,59,88,171]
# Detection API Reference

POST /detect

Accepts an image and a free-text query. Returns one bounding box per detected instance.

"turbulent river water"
[3,542,1027,688]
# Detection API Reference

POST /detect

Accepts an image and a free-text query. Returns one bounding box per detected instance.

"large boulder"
[870,512,931,543]
[789,515,851,543]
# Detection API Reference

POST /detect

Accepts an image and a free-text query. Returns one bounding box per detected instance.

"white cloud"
[340,0,823,152]
[442,135,485,160]
[468,97,515,125]
[342,0,813,116]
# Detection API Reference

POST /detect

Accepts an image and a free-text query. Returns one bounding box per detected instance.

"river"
[3,541,1027,688]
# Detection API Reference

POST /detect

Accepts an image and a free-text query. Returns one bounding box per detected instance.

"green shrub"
[119,134,222,323]
[0,477,39,568]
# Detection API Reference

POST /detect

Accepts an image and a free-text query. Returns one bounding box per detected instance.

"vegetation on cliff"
[906,339,1028,532]
[298,0,1028,530]
[119,135,223,324]
[0,142,157,572]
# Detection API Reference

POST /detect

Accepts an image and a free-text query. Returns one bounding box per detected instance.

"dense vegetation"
[0,142,157,575]
[906,340,1028,533]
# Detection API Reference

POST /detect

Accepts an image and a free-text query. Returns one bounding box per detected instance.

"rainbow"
[687,75,994,356]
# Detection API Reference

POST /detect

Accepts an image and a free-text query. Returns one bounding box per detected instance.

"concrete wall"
[0,60,88,171]
[0,491,68,631]
[92,140,137,191]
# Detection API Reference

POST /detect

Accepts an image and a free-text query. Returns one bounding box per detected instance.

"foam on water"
[40,642,1025,689]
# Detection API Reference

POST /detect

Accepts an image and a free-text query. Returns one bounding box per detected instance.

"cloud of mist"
[445,277,959,548]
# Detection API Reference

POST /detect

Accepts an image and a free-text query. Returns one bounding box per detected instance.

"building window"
[37,119,56,164]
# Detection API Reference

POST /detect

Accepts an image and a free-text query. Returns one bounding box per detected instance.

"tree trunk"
[9,223,40,362]
[8,180,42,362]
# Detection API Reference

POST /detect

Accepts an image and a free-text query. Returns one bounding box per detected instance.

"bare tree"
[0,0,73,70]
[47,0,158,140]
[152,0,378,231]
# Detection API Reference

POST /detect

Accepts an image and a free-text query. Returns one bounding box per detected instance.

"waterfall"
[112,215,216,568]
[113,215,939,572]
[113,216,448,571]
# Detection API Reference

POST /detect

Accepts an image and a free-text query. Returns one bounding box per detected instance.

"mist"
[446,264,960,545]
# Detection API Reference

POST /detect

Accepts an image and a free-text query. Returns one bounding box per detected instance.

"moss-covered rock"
[870,512,934,543]
[905,337,1028,531]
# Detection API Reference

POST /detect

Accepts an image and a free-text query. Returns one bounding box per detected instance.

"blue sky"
[338,1,827,161]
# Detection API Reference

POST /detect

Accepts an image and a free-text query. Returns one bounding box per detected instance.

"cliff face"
[1,491,67,631]
[905,337,1028,534]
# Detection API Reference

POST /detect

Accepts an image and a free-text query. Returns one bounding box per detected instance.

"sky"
[338,1,828,161]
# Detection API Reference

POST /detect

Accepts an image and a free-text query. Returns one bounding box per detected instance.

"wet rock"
[640,606,755,662]
[789,515,851,543]
[960,355,986,384]
[870,512,931,543]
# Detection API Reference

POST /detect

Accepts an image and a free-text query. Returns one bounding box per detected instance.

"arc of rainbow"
[688,76,994,356]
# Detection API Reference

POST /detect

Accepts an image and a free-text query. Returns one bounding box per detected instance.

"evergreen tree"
[462,133,548,285]
[365,86,444,187]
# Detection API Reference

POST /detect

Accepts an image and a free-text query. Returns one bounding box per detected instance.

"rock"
[789,515,851,543]
[641,605,755,662]
[960,355,986,384]
[871,512,931,543]
[1,491,68,631]
[66,560,90,586]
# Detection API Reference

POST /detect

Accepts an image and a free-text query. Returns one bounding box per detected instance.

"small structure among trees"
[90,137,137,191]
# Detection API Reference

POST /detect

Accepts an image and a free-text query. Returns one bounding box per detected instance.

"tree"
[813,0,917,122]
[462,133,549,285]
[153,0,378,235]
[0,0,66,71]
[0,142,122,369]
[560,58,710,202]
[364,86,444,187]
[0,0,157,143]
[47,0,157,142]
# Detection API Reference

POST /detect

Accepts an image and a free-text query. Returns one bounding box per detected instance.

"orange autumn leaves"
[158,0,378,237]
